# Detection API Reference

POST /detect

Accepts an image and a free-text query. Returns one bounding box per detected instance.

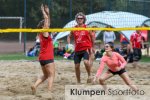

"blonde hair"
[75,12,86,23]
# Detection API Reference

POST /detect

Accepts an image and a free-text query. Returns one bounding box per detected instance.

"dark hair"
[37,20,44,28]
[106,42,114,49]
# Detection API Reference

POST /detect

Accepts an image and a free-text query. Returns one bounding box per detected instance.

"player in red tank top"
[39,33,54,60]
[67,12,95,83]
[31,4,55,94]
[130,26,144,68]
[130,31,143,49]
[73,24,92,51]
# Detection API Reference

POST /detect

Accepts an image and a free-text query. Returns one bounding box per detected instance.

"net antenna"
[0,17,24,44]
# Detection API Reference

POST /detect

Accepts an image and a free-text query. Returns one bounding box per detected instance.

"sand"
[0,60,149,100]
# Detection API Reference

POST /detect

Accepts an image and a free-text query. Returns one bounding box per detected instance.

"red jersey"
[39,33,54,60]
[120,34,128,42]
[73,24,92,52]
[130,32,142,49]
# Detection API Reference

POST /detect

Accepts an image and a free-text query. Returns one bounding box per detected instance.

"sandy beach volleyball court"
[0,60,149,100]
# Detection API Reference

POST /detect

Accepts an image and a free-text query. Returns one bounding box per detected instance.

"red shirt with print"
[39,33,54,60]
[130,32,142,49]
[73,24,92,52]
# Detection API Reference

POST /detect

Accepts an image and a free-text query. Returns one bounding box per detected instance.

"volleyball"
[65,44,74,53]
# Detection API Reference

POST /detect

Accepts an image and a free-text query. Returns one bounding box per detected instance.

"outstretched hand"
[41,4,44,12]
[41,4,48,19]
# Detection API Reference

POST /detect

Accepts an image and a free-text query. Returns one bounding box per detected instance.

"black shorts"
[108,68,126,75]
[133,48,142,61]
[39,59,54,66]
[74,50,89,64]
[127,52,134,63]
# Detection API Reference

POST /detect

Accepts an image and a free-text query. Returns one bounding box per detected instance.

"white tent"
[54,11,150,42]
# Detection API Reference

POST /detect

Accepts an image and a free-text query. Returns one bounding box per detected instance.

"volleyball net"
[0,27,150,33]
[0,15,150,54]
[0,27,149,54]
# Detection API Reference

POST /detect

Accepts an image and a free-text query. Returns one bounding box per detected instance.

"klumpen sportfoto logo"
[65,85,149,100]
[70,88,145,97]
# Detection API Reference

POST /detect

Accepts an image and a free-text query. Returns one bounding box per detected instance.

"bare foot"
[87,77,92,83]
[31,85,36,95]
[76,82,82,85]
[48,87,53,91]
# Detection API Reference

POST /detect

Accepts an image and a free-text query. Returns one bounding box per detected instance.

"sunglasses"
[105,45,110,48]
[77,17,84,19]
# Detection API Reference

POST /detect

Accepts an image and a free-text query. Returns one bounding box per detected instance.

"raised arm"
[41,4,49,37]
[44,5,50,27]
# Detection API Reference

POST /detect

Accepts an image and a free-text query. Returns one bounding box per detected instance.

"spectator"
[130,26,144,67]
[57,47,66,56]
[120,34,133,63]
[53,41,59,56]
[26,34,40,57]
[95,51,101,60]
[103,25,116,44]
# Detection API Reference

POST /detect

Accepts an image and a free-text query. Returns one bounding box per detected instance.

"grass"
[0,53,149,62]
[0,53,67,61]
[0,53,37,60]
[140,56,150,62]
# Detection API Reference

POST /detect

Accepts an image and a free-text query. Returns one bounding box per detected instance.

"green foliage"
[0,0,150,33]
[140,56,150,62]
[0,53,65,61]
[0,53,37,60]
[112,0,127,11]
[0,0,150,28]
[0,53,149,63]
